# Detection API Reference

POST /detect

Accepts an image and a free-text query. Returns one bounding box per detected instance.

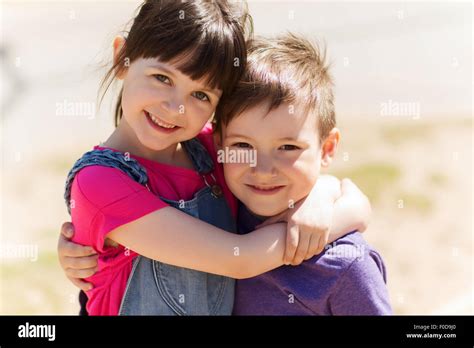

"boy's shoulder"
[307,231,388,284]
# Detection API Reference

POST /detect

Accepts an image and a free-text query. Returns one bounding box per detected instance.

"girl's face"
[120,56,222,151]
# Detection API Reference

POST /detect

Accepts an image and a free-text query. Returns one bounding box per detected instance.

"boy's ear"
[320,128,341,168]
[113,36,127,80]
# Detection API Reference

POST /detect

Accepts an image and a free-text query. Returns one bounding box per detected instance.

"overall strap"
[64,148,149,214]
[181,138,214,175]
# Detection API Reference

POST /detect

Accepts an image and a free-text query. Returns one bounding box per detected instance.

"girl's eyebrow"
[148,64,176,77]
[201,87,222,98]
[147,63,220,96]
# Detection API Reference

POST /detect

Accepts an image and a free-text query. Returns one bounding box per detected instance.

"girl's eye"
[231,142,252,149]
[279,144,301,151]
[192,91,210,102]
[153,74,171,84]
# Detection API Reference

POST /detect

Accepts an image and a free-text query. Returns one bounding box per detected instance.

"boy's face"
[220,101,333,217]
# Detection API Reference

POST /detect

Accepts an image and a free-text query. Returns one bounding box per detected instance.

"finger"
[63,255,99,270]
[291,231,311,265]
[305,234,322,260]
[317,233,329,255]
[284,225,299,264]
[60,238,97,258]
[67,276,93,292]
[65,267,98,279]
[61,222,75,239]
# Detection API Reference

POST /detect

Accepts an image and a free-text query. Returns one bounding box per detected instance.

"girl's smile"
[144,110,181,133]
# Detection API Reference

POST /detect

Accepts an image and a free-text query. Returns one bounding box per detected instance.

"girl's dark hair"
[100,0,253,127]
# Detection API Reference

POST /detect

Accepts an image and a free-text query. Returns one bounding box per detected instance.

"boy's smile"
[221,101,327,217]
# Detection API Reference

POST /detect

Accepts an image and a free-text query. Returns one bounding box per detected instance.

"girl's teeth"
[149,112,176,129]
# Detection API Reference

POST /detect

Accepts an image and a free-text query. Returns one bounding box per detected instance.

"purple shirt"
[233,204,392,315]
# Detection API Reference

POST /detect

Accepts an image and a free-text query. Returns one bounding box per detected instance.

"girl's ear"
[113,36,127,80]
[320,127,341,168]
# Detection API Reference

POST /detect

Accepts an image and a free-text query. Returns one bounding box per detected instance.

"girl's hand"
[256,175,340,265]
[257,176,372,266]
[57,222,98,291]
[285,177,372,265]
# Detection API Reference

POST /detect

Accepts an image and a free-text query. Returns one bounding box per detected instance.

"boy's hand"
[57,222,98,292]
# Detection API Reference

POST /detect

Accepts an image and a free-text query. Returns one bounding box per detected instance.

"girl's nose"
[161,94,185,116]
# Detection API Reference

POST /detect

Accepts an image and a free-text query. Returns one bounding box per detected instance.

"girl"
[60,0,370,316]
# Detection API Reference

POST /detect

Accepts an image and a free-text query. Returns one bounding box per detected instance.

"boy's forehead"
[224,100,319,137]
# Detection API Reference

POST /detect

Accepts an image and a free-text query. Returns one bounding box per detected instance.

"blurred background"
[0,0,472,314]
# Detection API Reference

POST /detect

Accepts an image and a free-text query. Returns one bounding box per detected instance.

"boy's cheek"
[222,162,246,179]
[285,167,319,201]
[222,163,245,194]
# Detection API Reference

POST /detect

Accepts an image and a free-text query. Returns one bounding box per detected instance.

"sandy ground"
[0,1,472,314]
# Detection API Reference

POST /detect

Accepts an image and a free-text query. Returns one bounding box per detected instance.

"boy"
[59,33,391,315]
[215,33,391,315]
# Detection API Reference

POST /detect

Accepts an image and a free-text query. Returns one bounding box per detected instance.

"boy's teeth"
[148,112,176,128]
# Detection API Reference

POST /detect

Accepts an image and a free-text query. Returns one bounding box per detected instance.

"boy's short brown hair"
[215,33,335,143]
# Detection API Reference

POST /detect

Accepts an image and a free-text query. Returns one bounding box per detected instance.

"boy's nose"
[251,156,277,179]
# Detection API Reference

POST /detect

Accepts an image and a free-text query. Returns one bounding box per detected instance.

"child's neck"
[103,119,189,167]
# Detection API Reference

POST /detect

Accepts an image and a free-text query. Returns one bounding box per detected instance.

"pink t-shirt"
[70,124,236,315]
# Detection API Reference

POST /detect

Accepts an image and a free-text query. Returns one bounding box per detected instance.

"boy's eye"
[192,91,210,102]
[231,142,252,149]
[279,144,301,151]
[153,74,171,84]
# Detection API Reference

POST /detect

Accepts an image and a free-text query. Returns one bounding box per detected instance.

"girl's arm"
[108,176,370,276]
[107,207,287,279]
[330,178,371,236]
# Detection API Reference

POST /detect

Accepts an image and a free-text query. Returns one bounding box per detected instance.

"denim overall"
[64,138,237,316]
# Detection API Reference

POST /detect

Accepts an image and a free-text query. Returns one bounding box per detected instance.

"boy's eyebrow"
[225,133,252,140]
[278,137,303,142]
[226,134,308,146]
